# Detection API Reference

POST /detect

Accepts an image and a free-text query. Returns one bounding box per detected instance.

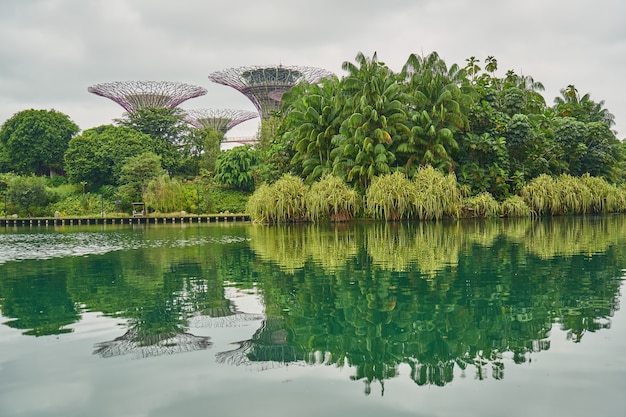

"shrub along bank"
[246,169,626,223]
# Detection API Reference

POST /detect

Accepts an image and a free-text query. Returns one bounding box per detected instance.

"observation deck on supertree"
[208,65,334,119]
[88,81,207,113]
[184,108,258,134]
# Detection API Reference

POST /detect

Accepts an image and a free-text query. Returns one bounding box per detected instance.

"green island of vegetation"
[1,52,624,222]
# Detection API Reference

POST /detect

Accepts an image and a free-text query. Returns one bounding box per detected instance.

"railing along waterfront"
[0,214,250,227]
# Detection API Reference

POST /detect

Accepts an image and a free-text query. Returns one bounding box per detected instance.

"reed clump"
[307,174,360,222]
[365,171,415,220]
[412,166,463,220]
[521,174,626,216]
[462,192,501,218]
[246,174,308,223]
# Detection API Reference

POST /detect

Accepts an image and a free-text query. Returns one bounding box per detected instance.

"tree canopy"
[275,52,624,197]
[64,125,155,189]
[0,109,79,176]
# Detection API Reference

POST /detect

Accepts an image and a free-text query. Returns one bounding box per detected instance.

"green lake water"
[1,217,625,417]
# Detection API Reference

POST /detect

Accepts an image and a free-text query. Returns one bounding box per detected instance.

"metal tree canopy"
[209,65,334,119]
[88,81,207,113]
[93,328,212,359]
[184,108,258,134]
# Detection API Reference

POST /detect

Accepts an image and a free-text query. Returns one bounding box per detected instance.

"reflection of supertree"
[209,66,333,119]
[184,108,258,134]
[215,317,302,369]
[88,81,207,113]
[93,327,211,359]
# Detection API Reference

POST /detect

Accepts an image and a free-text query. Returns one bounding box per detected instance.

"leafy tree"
[64,125,154,189]
[117,107,190,173]
[554,85,615,127]
[0,109,79,176]
[214,145,259,192]
[178,126,223,177]
[117,152,165,205]
[7,175,49,216]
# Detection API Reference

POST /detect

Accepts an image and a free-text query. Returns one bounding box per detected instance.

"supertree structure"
[209,65,334,119]
[184,108,258,134]
[88,81,207,113]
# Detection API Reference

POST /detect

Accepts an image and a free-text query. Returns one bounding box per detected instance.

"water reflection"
[0,217,624,393]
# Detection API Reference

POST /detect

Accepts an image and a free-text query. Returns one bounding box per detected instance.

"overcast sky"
[1,0,625,139]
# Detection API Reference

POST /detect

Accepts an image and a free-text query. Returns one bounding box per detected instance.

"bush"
[365,172,414,220]
[308,175,360,222]
[501,195,532,217]
[413,166,462,220]
[463,192,501,218]
[246,174,308,223]
[214,146,259,192]
[6,175,49,217]
[207,185,250,213]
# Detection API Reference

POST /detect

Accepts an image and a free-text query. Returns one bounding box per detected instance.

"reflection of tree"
[0,259,79,336]
[251,219,625,395]
[1,218,625,390]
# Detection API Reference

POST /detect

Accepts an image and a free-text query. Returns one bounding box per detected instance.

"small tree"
[64,125,154,189]
[117,152,165,207]
[214,146,259,192]
[7,175,49,217]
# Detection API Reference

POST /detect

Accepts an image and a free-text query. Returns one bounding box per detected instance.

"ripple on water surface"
[0,229,248,264]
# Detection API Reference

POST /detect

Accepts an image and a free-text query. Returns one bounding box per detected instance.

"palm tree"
[400,52,475,172]
[282,77,342,182]
[331,52,410,189]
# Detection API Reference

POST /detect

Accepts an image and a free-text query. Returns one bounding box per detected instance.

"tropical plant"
[214,145,259,192]
[331,52,409,189]
[282,77,342,182]
[365,171,414,220]
[402,52,474,172]
[462,192,501,218]
[306,174,360,222]
[500,195,532,217]
[412,165,462,220]
[246,174,308,223]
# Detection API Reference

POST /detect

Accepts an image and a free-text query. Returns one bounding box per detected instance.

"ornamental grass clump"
[412,166,462,220]
[556,174,593,215]
[521,174,623,216]
[520,174,558,216]
[246,174,309,223]
[462,192,501,218]
[579,174,626,213]
[306,175,360,222]
[501,195,532,217]
[365,171,415,220]
[245,183,273,223]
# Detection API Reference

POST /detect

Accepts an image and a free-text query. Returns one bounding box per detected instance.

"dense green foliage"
[275,52,623,199]
[214,145,259,192]
[0,109,79,176]
[64,125,154,189]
